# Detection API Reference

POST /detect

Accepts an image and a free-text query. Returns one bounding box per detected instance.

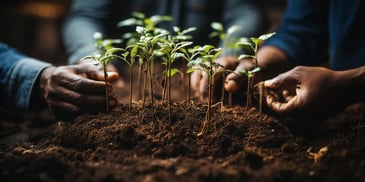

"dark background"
[0,0,286,66]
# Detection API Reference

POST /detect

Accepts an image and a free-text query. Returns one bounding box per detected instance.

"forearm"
[2,58,51,111]
[338,65,365,103]
[256,46,294,80]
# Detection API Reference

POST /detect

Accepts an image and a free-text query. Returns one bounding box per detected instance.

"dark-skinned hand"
[37,63,119,121]
[263,66,349,117]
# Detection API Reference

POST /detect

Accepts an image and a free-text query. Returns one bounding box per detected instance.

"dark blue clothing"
[0,42,50,110]
[63,0,269,64]
[266,0,365,70]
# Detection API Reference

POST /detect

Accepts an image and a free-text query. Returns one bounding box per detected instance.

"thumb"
[263,79,277,89]
[263,71,298,89]
[87,66,119,82]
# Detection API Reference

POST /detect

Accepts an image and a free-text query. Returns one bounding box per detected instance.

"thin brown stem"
[245,77,251,116]
[103,66,109,114]
[129,67,133,113]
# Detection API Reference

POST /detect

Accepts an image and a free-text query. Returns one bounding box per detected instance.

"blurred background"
[0,0,286,66]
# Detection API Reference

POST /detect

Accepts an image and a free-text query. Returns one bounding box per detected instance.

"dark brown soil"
[1,65,365,182]
[1,101,365,182]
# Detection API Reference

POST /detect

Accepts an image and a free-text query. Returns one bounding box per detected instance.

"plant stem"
[187,73,191,105]
[148,58,155,110]
[245,77,251,116]
[138,64,143,100]
[129,66,133,113]
[148,60,155,109]
[142,64,147,109]
[168,61,172,122]
[103,66,109,114]
[198,70,213,136]
[220,74,226,109]
[258,81,264,113]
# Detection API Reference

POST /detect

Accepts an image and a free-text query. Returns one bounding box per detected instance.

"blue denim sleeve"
[0,43,51,110]
[264,0,329,66]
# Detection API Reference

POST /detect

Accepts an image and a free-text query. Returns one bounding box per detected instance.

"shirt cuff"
[9,58,51,110]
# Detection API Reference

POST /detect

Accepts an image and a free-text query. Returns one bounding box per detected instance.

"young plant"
[209,22,241,107]
[236,32,275,113]
[156,26,194,121]
[187,45,233,136]
[118,12,173,101]
[132,26,169,109]
[81,32,125,114]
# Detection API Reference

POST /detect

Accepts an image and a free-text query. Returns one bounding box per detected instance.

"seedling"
[236,32,275,114]
[132,26,169,110]
[81,32,126,114]
[118,12,173,109]
[118,12,173,101]
[187,45,233,136]
[209,22,241,107]
[156,26,195,120]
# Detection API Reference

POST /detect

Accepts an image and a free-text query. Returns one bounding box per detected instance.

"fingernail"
[264,80,273,87]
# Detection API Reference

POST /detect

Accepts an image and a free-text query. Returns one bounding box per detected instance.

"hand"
[38,63,119,121]
[263,66,347,116]
[224,46,292,94]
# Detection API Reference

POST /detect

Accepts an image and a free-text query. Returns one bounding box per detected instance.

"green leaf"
[173,26,180,33]
[208,32,220,39]
[117,18,141,27]
[175,41,193,50]
[250,67,261,73]
[130,46,138,58]
[165,68,180,77]
[93,32,102,39]
[150,15,173,25]
[136,26,146,33]
[181,27,197,35]
[105,47,124,55]
[132,12,145,19]
[250,37,259,46]
[258,32,276,40]
[227,25,240,36]
[238,54,256,60]
[211,22,223,31]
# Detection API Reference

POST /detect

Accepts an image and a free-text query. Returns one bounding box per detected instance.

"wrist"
[337,66,365,104]
[30,66,56,111]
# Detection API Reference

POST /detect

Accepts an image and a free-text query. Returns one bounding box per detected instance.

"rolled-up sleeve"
[0,43,51,110]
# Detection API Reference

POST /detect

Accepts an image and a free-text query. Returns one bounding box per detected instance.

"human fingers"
[190,70,209,101]
[224,59,255,93]
[265,94,299,115]
[50,68,110,95]
[46,99,79,121]
[263,70,298,89]
[190,70,202,92]
[282,90,294,102]
[46,85,117,108]
[72,63,120,82]
[47,96,118,121]
[199,72,209,100]
[88,68,119,83]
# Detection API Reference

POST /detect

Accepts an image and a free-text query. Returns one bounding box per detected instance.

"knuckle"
[73,93,83,105]
[72,78,83,90]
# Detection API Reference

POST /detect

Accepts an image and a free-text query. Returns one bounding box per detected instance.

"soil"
[1,67,365,182]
